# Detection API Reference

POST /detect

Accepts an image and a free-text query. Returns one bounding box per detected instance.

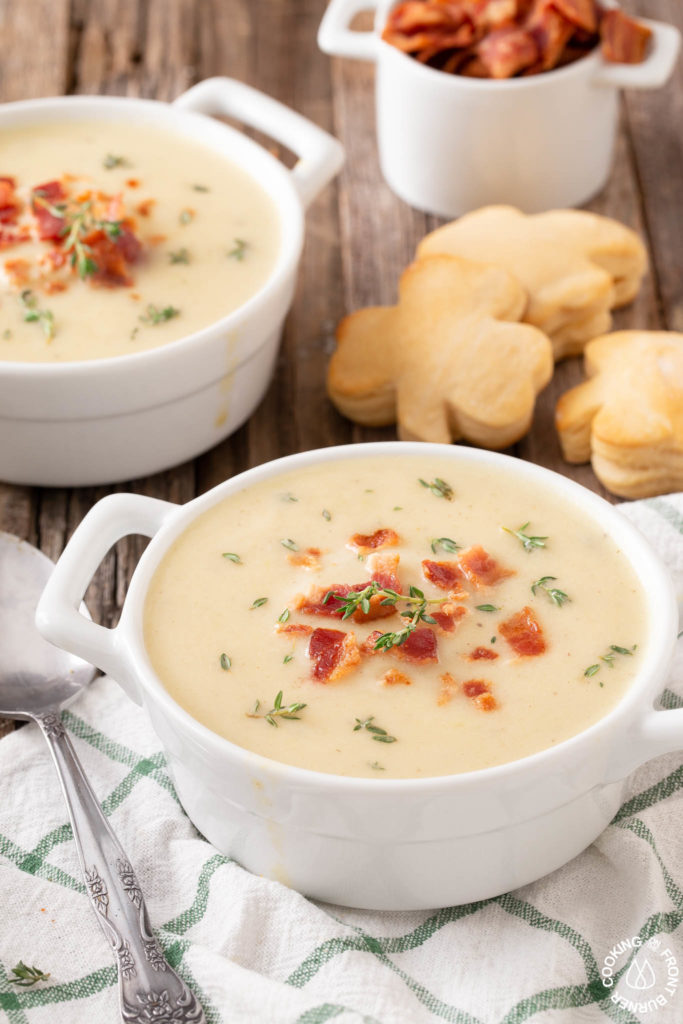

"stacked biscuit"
[327,204,683,498]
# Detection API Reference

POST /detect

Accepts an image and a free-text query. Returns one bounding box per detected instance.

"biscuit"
[417,206,648,359]
[555,331,683,498]
[327,254,553,448]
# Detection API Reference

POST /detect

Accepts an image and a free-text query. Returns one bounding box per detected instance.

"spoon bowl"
[0,532,95,719]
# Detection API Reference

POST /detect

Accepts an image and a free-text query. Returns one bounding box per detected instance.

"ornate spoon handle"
[36,711,206,1024]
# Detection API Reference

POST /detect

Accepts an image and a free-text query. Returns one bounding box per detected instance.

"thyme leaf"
[369,761,386,770]
[169,247,190,264]
[430,536,460,554]
[283,653,294,664]
[280,538,299,552]
[103,154,128,169]
[251,597,268,609]
[353,716,397,743]
[322,509,332,521]
[584,644,636,680]
[531,576,570,607]
[419,477,454,500]
[222,552,242,563]
[139,304,180,325]
[219,653,231,671]
[247,691,307,726]
[179,208,194,225]
[192,183,209,192]
[228,238,248,260]
[9,962,50,987]
[476,604,499,613]
[19,289,54,340]
[502,521,548,552]
[278,608,290,623]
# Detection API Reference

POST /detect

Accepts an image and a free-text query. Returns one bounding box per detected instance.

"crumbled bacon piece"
[348,528,400,554]
[528,3,574,69]
[308,627,360,682]
[437,672,458,706]
[463,679,498,711]
[395,627,438,663]
[469,646,499,660]
[4,259,31,287]
[296,581,396,623]
[361,630,384,655]
[288,547,323,570]
[276,622,313,636]
[600,9,651,64]
[136,198,155,217]
[432,602,467,634]
[422,559,463,592]
[458,545,514,588]
[478,26,539,77]
[31,181,66,240]
[83,227,139,287]
[381,668,412,686]
[551,0,597,33]
[367,551,401,591]
[0,177,19,224]
[0,228,29,250]
[499,606,546,656]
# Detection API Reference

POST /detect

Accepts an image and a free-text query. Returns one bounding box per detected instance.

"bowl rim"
[118,441,678,792]
[0,93,305,377]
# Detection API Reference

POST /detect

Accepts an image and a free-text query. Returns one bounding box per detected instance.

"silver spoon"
[0,532,206,1024]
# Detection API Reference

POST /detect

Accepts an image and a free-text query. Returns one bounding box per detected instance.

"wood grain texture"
[0,0,680,736]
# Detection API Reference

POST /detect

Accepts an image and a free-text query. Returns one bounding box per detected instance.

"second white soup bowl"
[0,78,343,487]
[36,443,681,910]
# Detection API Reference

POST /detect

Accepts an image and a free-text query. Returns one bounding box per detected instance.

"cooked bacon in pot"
[600,9,652,64]
[348,528,400,554]
[381,0,650,78]
[308,627,360,682]
[499,606,546,656]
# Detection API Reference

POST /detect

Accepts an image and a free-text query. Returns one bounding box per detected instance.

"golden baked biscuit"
[327,255,553,448]
[556,331,683,498]
[417,206,648,360]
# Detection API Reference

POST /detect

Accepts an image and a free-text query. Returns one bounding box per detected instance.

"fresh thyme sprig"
[531,576,570,607]
[584,644,637,679]
[139,304,180,325]
[19,289,54,340]
[419,477,454,500]
[33,194,122,279]
[9,962,50,987]
[353,717,397,743]
[430,536,459,554]
[247,690,307,726]
[323,581,446,651]
[502,521,548,552]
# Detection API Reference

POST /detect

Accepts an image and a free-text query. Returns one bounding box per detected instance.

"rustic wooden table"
[0,0,681,738]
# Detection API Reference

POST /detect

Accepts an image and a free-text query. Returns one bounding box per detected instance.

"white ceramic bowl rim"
[0,94,304,377]
[115,442,677,793]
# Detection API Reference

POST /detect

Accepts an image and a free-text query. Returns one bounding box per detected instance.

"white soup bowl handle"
[318,0,379,61]
[173,77,344,209]
[35,494,177,703]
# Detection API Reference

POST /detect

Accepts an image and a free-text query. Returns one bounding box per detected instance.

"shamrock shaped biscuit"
[327,255,553,448]
[556,331,683,498]
[417,206,647,360]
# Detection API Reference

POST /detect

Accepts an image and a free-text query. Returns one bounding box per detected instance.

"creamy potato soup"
[144,456,647,778]
[0,120,279,362]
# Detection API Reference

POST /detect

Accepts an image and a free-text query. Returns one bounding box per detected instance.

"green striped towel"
[1,495,682,1024]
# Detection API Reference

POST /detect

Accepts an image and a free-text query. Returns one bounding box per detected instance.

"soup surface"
[0,119,279,362]
[144,455,647,778]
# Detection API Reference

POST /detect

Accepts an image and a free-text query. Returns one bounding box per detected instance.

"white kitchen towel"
[0,494,682,1024]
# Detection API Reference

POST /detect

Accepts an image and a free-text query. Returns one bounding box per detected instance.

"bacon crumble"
[499,606,546,656]
[308,627,360,682]
[348,528,400,554]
